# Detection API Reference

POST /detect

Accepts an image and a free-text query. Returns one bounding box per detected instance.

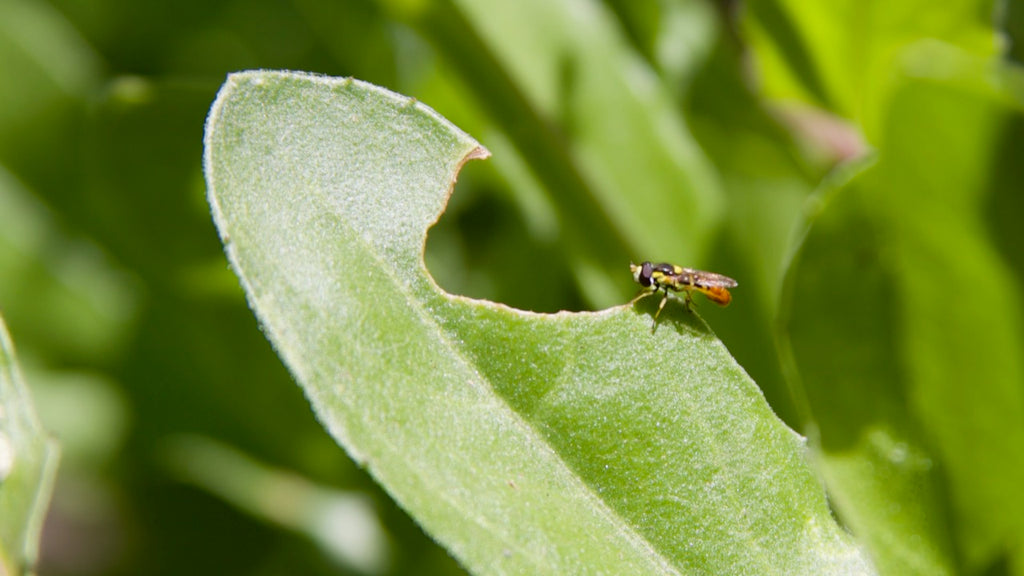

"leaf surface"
[204,70,873,575]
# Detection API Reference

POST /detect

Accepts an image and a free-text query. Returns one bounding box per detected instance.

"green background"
[1,0,1023,574]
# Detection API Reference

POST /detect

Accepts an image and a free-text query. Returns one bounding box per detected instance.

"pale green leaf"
[204,70,874,575]
[0,315,60,576]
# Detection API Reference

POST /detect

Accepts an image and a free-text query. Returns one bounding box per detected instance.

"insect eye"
[639,262,654,286]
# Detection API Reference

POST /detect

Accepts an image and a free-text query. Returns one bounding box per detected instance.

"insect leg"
[629,290,653,306]
[654,289,669,320]
[683,288,694,311]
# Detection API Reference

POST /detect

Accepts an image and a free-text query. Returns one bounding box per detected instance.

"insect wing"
[681,268,738,289]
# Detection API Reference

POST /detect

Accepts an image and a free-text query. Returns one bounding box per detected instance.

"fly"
[630,261,737,329]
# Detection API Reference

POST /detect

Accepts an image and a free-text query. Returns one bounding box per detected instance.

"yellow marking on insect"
[629,261,738,330]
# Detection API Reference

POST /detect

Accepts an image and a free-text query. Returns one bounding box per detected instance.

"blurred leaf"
[685,37,821,427]
[377,0,724,306]
[0,315,60,576]
[0,0,101,202]
[164,435,391,575]
[407,63,587,314]
[447,0,724,263]
[781,44,1024,575]
[204,70,874,575]
[780,160,958,576]
[743,0,1002,138]
[0,167,139,365]
[25,368,128,470]
[602,0,718,89]
[0,0,100,128]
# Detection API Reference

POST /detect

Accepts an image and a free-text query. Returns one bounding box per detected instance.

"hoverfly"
[630,261,737,329]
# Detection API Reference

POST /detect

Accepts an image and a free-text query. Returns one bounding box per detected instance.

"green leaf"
[743,0,1001,138]
[0,315,60,575]
[780,45,1024,575]
[204,70,874,575]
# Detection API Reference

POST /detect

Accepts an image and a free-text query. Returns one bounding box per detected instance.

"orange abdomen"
[702,286,732,306]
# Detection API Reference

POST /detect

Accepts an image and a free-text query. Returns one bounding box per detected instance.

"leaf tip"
[451,145,490,188]
[464,146,491,162]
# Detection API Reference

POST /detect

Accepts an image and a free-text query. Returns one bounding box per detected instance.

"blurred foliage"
[0,0,1021,574]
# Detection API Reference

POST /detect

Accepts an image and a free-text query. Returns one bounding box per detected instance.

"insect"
[630,261,737,329]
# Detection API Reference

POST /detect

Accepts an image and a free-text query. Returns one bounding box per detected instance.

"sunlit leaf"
[204,70,874,575]
[742,0,1000,137]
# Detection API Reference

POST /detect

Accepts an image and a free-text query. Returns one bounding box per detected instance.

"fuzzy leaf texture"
[203,71,874,575]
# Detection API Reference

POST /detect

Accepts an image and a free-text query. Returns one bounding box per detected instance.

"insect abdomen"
[701,286,732,306]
